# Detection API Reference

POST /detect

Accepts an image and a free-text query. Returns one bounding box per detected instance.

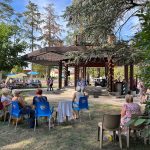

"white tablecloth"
[57,101,73,123]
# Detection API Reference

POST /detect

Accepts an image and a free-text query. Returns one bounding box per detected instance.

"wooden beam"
[58,61,62,89]
[64,64,68,87]
[108,58,114,92]
[130,64,134,91]
[124,65,128,82]
[74,65,79,88]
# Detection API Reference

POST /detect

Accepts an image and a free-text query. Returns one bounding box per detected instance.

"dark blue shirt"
[32,96,47,105]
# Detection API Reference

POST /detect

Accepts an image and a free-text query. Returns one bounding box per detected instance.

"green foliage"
[66,41,143,66]
[42,3,62,47]
[0,23,27,71]
[87,67,105,78]
[11,65,24,73]
[134,2,150,88]
[65,31,76,46]
[144,100,150,116]
[32,64,47,77]
[125,117,150,138]
[64,0,146,44]
[0,0,14,22]
[23,0,42,51]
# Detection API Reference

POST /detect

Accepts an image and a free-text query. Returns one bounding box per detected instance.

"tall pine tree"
[42,3,62,47]
[23,0,42,52]
[0,0,14,22]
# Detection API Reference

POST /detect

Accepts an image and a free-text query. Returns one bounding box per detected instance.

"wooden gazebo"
[23,46,135,92]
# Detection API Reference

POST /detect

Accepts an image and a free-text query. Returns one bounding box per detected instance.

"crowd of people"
[0,79,149,135]
[0,78,42,90]
[0,88,49,128]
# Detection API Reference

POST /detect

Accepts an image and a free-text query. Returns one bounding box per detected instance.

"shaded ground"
[0,87,149,150]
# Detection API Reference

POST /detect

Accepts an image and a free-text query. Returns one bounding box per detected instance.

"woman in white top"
[1,88,12,108]
[72,86,88,119]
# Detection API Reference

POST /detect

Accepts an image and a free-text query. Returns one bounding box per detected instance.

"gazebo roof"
[23,46,88,66]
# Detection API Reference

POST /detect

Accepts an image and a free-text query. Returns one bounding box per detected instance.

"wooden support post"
[58,61,62,89]
[74,65,79,88]
[108,58,114,92]
[46,66,51,78]
[124,65,128,82]
[83,67,86,80]
[64,64,68,87]
[130,64,134,91]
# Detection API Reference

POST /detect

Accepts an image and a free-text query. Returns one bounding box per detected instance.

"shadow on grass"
[0,103,150,150]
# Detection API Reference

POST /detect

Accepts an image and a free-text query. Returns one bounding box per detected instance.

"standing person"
[139,82,146,104]
[46,77,50,91]
[49,77,53,91]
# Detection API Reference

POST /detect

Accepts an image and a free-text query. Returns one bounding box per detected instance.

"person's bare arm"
[18,97,25,107]
[121,107,126,117]
[84,92,88,97]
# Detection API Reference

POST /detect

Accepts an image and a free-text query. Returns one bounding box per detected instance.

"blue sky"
[12,0,72,40]
[11,0,139,41]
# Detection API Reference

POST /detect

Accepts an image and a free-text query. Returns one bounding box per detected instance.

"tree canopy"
[23,0,42,52]
[42,4,62,47]
[134,2,150,87]
[64,0,148,44]
[0,0,14,22]
[0,23,27,71]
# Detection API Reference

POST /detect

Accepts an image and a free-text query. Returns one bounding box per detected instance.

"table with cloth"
[57,100,73,123]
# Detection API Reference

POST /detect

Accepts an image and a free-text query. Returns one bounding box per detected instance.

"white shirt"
[1,95,11,103]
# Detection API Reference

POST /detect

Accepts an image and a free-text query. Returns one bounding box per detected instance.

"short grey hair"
[76,86,81,92]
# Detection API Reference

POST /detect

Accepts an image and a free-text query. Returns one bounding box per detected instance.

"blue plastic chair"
[8,101,22,130]
[34,101,54,131]
[8,101,31,129]
[72,96,91,121]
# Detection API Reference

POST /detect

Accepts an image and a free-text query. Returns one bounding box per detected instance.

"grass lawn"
[0,102,150,150]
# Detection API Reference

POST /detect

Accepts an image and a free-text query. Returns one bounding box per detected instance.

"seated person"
[32,89,53,126]
[0,96,4,118]
[72,86,88,119]
[12,90,31,113]
[121,95,141,126]
[1,88,12,108]
[12,90,35,127]
[125,91,132,100]
[32,89,47,107]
